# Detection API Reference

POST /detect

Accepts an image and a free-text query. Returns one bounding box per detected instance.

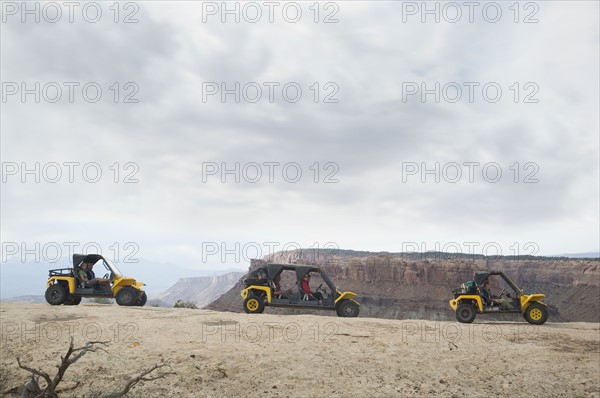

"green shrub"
[174,300,197,309]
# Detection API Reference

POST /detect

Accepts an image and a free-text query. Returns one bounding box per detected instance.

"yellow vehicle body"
[241,286,359,306]
[47,275,144,295]
[449,293,546,314]
[45,254,146,307]
[240,263,360,317]
[47,276,77,293]
[449,271,548,325]
[449,295,484,312]
[111,277,145,295]
[520,293,546,310]
[335,291,359,305]
[240,286,271,302]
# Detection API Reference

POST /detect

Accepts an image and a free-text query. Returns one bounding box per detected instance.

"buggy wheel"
[524,302,548,325]
[243,295,265,314]
[64,295,82,306]
[45,284,67,305]
[136,292,147,307]
[336,300,359,317]
[116,287,137,306]
[456,303,477,323]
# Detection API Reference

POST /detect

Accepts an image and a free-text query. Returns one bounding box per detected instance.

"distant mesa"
[206,248,600,322]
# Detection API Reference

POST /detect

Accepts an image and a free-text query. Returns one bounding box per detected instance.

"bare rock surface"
[0,303,598,397]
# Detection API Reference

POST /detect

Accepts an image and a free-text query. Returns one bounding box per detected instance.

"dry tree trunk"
[20,376,42,398]
[17,338,108,398]
[17,339,175,397]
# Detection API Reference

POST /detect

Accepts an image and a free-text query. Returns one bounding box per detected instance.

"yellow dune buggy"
[241,263,360,317]
[449,271,548,324]
[45,253,146,306]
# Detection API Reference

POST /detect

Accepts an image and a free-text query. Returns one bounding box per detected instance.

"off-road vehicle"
[240,263,360,317]
[449,271,548,324]
[45,254,146,306]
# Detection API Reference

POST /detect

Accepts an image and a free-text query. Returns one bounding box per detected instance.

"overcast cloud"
[1,1,598,270]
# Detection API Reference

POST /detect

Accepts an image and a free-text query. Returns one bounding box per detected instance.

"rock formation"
[154,271,245,307]
[207,249,600,322]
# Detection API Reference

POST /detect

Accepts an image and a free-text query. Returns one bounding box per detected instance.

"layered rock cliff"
[154,271,245,307]
[206,249,600,322]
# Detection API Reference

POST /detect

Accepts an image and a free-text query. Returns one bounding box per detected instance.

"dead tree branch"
[102,364,176,398]
[17,338,109,398]
[17,339,174,398]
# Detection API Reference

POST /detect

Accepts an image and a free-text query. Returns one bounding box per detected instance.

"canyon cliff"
[206,249,600,322]
[154,271,245,307]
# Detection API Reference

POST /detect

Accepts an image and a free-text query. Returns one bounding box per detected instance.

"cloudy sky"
[1,1,599,271]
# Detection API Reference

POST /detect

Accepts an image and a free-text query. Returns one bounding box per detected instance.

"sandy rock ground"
[0,303,598,397]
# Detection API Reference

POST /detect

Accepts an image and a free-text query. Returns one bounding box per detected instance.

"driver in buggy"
[480,279,512,310]
[78,262,111,291]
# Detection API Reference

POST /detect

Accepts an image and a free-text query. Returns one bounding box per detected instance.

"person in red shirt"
[301,274,323,302]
